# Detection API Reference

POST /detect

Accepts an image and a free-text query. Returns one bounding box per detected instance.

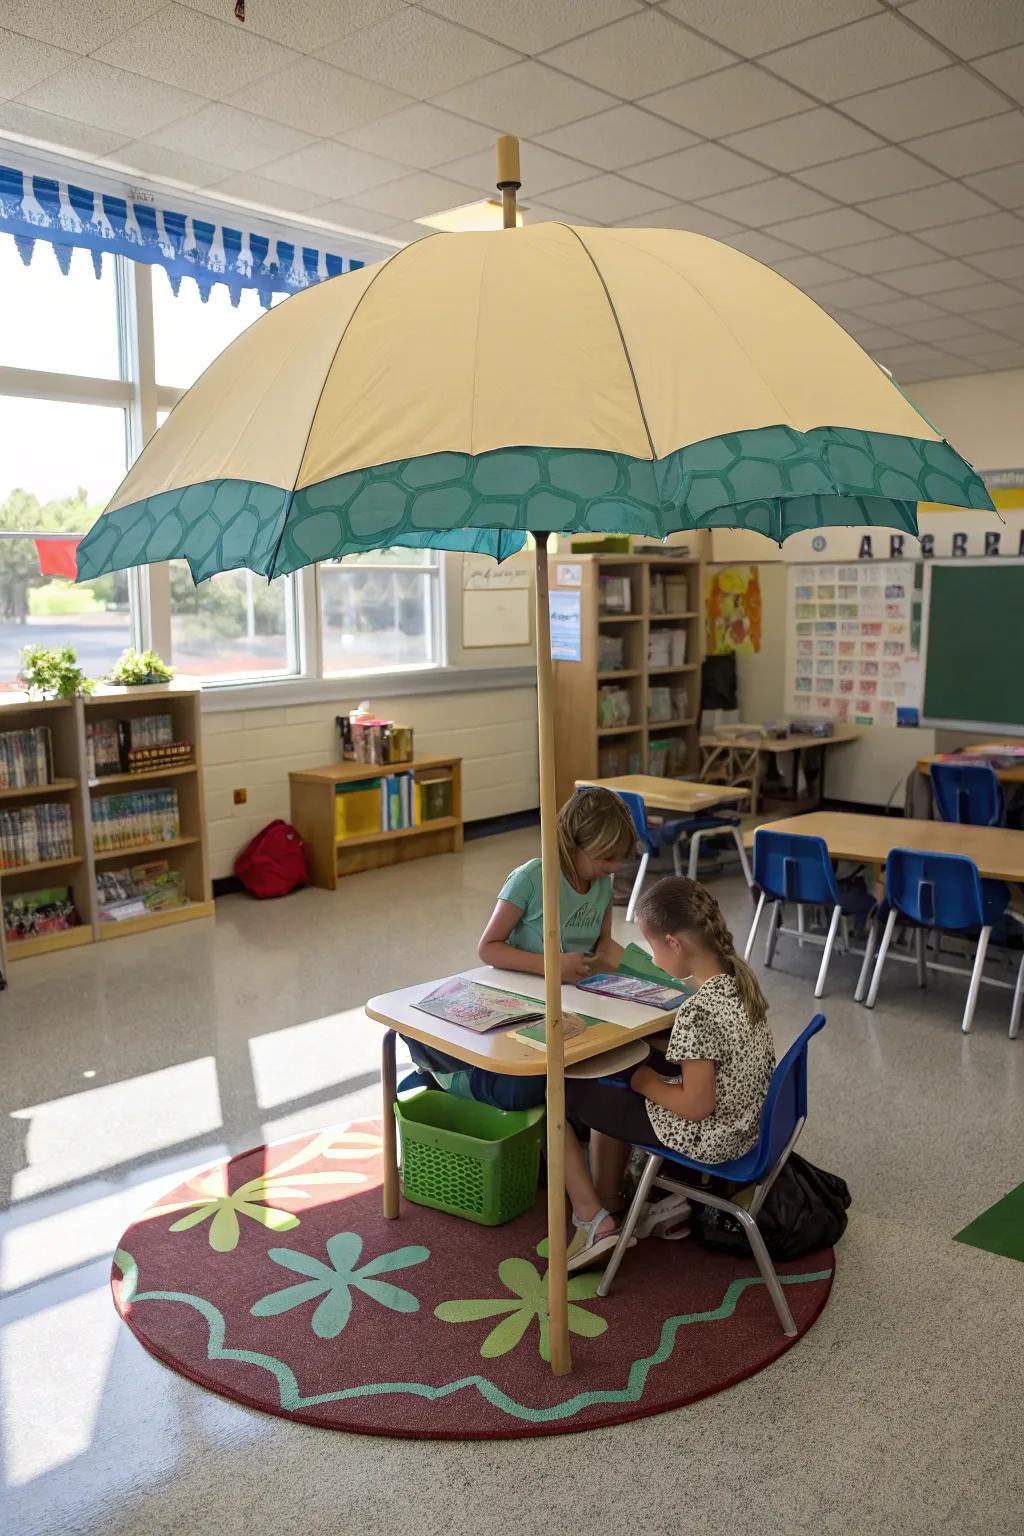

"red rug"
[111,1121,834,1439]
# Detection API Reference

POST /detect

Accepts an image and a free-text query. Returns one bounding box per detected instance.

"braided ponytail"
[635,876,768,1027]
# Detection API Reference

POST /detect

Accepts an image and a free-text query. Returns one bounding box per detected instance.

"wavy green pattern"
[77,424,992,582]
[112,1248,831,1424]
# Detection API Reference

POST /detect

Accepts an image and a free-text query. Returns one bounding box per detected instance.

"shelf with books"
[87,764,197,789]
[2,853,84,876]
[7,925,93,962]
[93,834,199,863]
[98,902,213,941]
[0,777,78,801]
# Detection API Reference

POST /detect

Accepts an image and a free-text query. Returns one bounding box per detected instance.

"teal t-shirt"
[498,858,612,955]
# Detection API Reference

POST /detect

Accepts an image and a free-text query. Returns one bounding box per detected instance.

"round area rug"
[111,1121,834,1439]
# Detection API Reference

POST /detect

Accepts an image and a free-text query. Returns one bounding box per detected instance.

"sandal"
[566,1207,636,1273]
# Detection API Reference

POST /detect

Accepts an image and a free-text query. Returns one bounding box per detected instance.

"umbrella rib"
[558,224,657,463]
[265,231,444,580]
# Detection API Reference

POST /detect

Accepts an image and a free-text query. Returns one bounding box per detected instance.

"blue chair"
[931,762,1003,827]
[597,1014,828,1337]
[744,829,859,998]
[855,848,1018,1034]
[616,791,751,922]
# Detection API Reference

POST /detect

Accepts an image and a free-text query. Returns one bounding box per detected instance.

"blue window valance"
[0,162,363,307]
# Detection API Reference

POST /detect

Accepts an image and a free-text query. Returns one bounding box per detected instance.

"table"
[743,810,1024,883]
[700,728,861,813]
[917,746,1024,786]
[365,962,674,1220]
[574,774,750,814]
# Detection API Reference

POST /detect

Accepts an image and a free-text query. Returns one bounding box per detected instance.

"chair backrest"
[931,762,1003,828]
[753,829,841,905]
[614,790,652,851]
[745,1013,826,1179]
[885,847,985,929]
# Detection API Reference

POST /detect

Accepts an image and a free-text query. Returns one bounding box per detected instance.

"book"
[412,977,545,1032]
[576,972,689,1010]
[513,1013,600,1050]
[0,726,52,788]
[616,942,687,989]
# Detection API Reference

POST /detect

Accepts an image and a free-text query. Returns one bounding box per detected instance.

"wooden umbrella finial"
[496,135,521,229]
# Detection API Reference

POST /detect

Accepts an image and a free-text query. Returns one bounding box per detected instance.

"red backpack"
[234,820,309,899]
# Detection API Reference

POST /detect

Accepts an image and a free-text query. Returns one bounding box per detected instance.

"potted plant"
[106,648,175,686]
[18,643,95,699]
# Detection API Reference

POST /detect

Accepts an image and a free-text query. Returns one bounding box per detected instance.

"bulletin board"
[786,561,924,728]
[923,561,1024,730]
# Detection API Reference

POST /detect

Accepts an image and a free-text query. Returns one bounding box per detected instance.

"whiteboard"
[461,588,531,648]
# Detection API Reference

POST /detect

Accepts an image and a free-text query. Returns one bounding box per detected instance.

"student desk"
[917,746,1024,786]
[574,774,750,815]
[700,728,860,813]
[365,962,674,1220]
[743,810,1024,883]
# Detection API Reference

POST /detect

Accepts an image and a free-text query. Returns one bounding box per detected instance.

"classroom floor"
[2,827,1022,1536]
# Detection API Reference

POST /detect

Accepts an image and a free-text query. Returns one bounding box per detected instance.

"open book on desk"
[461,950,684,1030]
[412,976,545,1033]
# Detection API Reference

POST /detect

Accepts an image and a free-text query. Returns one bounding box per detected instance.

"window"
[169,564,298,680]
[152,268,266,389]
[321,550,441,675]
[0,236,120,378]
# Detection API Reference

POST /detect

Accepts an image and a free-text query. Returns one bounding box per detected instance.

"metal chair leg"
[814,904,842,999]
[961,925,991,1034]
[854,917,878,1003]
[672,836,685,877]
[744,890,766,961]
[764,901,782,967]
[687,831,703,879]
[598,1153,662,1298]
[735,1208,797,1336]
[731,826,753,886]
[866,908,898,1009]
[625,850,650,923]
[915,926,927,987]
[796,902,806,949]
[1010,953,1024,1040]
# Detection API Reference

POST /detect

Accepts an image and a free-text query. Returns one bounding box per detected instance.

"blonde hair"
[556,788,636,884]
[635,876,768,1027]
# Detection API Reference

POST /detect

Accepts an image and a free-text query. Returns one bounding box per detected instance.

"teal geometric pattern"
[76,423,994,582]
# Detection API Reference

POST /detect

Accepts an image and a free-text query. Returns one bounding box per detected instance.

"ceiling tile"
[642,64,813,137]
[805,275,899,307]
[661,0,880,57]
[910,114,1024,178]
[975,45,1024,106]
[320,8,515,98]
[541,173,675,222]
[797,146,944,202]
[772,254,851,286]
[0,27,71,98]
[942,328,1024,356]
[696,177,834,225]
[762,13,946,100]
[440,142,594,197]
[146,103,315,172]
[851,295,945,324]
[226,58,412,137]
[964,161,1024,208]
[896,357,979,380]
[932,280,1024,312]
[921,210,1024,254]
[0,101,129,158]
[840,66,1009,139]
[765,207,891,252]
[535,106,696,170]
[899,313,995,340]
[629,142,771,200]
[945,343,1024,369]
[0,0,166,54]
[99,140,228,188]
[381,219,436,243]
[900,0,1024,59]
[848,323,916,347]
[434,61,616,136]
[204,170,325,213]
[419,0,641,54]
[178,0,408,54]
[830,233,945,272]
[520,200,604,228]
[541,10,732,97]
[259,141,407,199]
[963,302,1024,333]
[339,103,495,170]
[349,170,481,219]
[859,181,996,231]
[971,244,1024,278]
[883,258,979,294]
[723,108,882,172]
[93,4,295,97]
[878,341,955,364]
[19,57,205,137]
[722,231,802,263]
[616,202,742,236]
[300,198,400,234]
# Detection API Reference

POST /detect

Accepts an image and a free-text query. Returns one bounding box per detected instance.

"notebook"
[513,1012,601,1050]
[412,977,544,1032]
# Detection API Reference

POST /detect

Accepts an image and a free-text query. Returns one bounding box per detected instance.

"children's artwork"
[706,565,762,655]
[816,640,836,657]
[861,641,880,658]
[795,585,814,601]
[816,585,836,600]
[797,658,813,675]
[839,640,857,657]
[797,639,814,656]
[818,603,837,618]
[815,621,836,634]
[860,661,879,678]
[838,660,856,677]
[795,602,817,620]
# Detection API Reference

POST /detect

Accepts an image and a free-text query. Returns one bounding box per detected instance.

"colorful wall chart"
[705,565,762,655]
[787,561,923,728]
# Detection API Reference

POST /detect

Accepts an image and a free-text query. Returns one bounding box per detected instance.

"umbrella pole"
[533,536,571,1377]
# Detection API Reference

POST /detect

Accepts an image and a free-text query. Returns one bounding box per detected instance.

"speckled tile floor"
[2,828,1022,1536]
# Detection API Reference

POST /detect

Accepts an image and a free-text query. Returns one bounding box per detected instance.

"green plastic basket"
[394,1090,544,1226]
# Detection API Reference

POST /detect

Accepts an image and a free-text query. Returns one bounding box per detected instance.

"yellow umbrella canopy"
[76,222,992,584]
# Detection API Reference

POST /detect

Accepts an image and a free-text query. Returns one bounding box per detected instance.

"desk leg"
[382,1028,400,1219]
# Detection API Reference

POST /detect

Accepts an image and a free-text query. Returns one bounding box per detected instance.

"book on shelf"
[598,575,632,613]
[96,859,188,922]
[91,787,180,852]
[86,719,123,780]
[4,885,80,942]
[0,726,53,788]
[0,802,74,867]
[88,714,189,779]
[412,977,545,1032]
[416,774,452,822]
[337,711,414,765]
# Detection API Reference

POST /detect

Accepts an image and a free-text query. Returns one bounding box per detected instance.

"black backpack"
[694,1153,850,1261]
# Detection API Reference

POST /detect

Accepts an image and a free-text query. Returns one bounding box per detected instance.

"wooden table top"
[917,748,1024,785]
[575,774,750,813]
[743,810,1024,882]
[366,964,673,1076]
[701,727,861,755]
[290,755,457,785]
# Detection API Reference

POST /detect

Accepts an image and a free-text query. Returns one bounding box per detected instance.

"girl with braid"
[563,876,775,1272]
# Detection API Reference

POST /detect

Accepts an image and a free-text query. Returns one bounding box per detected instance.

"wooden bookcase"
[549,553,704,806]
[0,682,212,969]
[290,756,463,890]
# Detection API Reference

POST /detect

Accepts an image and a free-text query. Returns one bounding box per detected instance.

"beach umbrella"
[77,138,993,1375]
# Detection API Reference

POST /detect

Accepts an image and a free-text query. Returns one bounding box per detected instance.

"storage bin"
[395,1090,544,1226]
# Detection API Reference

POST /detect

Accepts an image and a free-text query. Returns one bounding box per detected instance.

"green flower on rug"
[251,1232,430,1339]
[435,1258,607,1362]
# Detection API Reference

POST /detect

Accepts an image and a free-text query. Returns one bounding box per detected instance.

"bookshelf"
[289,756,463,890]
[549,553,704,806]
[0,682,213,970]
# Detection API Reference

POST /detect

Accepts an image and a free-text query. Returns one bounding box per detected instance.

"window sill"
[198,665,537,713]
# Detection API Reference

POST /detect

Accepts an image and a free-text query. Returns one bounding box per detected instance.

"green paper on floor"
[954,1182,1024,1265]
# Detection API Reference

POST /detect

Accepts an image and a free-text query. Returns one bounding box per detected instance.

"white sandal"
[566,1207,636,1273]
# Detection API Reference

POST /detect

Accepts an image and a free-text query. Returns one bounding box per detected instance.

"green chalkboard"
[924,563,1024,728]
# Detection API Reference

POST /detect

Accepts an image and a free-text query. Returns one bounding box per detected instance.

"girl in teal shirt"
[406,788,636,1109]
